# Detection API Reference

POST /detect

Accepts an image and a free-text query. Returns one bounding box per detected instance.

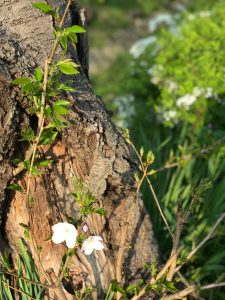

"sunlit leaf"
[32,2,56,16]
[34,67,43,82]
[37,159,53,167]
[59,64,79,75]
[8,184,23,193]
[65,25,86,34]
[54,104,70,115]
[54,100,70,106]
[12,77,31,85]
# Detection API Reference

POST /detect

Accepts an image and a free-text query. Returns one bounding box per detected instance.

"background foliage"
[83,0,225,299]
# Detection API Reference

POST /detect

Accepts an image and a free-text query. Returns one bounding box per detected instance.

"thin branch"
[166,206,183,283]
[201,282,225,290]
[176,212,225,272]
[0,270,51,289]
[160,282,225,300]
[56,254,71,286]
[2,279,39,300]
[160,286,196,300]
[131,249,182,300]
[14,0,73,178]
[129,142,173,238]
[146,176,173,238]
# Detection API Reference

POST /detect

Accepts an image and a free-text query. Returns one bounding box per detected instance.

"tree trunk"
[0,1,158,299]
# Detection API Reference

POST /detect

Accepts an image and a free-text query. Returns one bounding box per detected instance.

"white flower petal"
[81,236,104,255]
[65,231,78,248]
[65,237,76,248]
[52,222,77,248]
[93,236,103,241]
[82,245,94,255]
[93,241,104,251]
[52,222,66,233]
[52,231,65,244]
[63,223,77,236]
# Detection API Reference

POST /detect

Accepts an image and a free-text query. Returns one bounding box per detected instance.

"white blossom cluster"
[176,87,215,109]
[160,86,215,122]
[176,94,197,109]
[188,11,211,21]
[129,36,157,58]
[52,222,104,255]
[162,110,177,122]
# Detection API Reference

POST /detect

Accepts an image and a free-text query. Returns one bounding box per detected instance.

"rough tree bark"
[0,0,158,299]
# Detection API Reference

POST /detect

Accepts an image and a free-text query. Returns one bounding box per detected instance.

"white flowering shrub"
[113,3,225,299]
[127,3,225,129]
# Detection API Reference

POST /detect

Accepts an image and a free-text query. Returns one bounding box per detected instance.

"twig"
[201,282,225,290]
[0,270,51,289]
[26,0,73,197]
[129,142,173,238]
[146,176,173,238]
[160,286,196,300]
[155,162,179,173]
[131,249,182,300]
[14,0,73,178]
[160,282,225,300]
[176,212,225,273]
[166,206,183,284]
[56,254,71,286]
[24,0,73,288]
[2,279,39,300]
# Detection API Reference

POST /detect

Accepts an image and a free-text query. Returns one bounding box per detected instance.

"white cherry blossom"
[81,236,104,255]
[162,110,177,122]
[52,222,78,248]
[176,94,197,109]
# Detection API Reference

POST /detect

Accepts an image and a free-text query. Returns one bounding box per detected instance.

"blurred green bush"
[118,3,225,299]
[82,1,225,298]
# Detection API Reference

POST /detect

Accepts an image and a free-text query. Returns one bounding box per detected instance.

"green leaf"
[21,82,35,93]
[7,184,23,193]
[39,129,58,145]
[12,158,22,165]
[12,77,31,85]
[54,100,70,106]
[140,146,144,157]
[146,151,155,164]
[58,83,76,92]
[44,105,52,117]
[29,196,34,208]
[23,160,31,171]
[37,159,53,167]
[19,223,30,230]
[59,64,79,75]
[34,67,43,82]
[54,104,70,115]
[56,59,79,75]
[60,34,68,51]
[93,208,106,216]
[56,59,79,67]
[65,25,86,34]
[147,169,156,176]
[126,284,136,293]
[69,32,78,43]
[163,281,178,293]
[111,280,125,293]
[20,127,35,142]
[105,284,115,300]
[32,2,56,16]
[31,166,42,176]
